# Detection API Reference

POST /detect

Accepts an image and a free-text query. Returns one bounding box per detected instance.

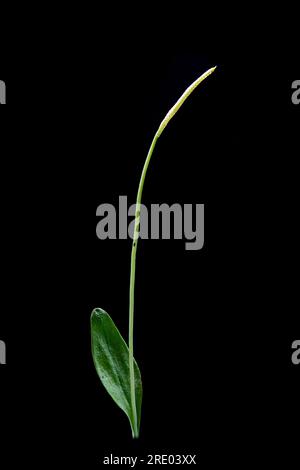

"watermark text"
[291,80,300,105]
[0,339,6,364]
[96,196,204,251]
[291,340,300,365]
[0,81,6,104]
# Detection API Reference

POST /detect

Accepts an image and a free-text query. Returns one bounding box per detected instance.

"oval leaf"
[91,308,142,437]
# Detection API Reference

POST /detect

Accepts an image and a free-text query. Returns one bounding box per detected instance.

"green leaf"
[91,308,142,437]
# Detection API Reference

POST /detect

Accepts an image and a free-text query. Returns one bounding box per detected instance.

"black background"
[0,10,299,468]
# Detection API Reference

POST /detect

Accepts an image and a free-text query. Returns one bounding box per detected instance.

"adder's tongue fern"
[91,66,217,438]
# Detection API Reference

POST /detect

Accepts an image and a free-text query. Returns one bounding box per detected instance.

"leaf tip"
[91,307,106,318]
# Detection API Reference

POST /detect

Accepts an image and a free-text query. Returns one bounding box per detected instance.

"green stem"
[128,66,217,438]
[129,132,159,437]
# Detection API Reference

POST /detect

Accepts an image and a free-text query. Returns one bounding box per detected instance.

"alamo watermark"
[96,196,204,250]
[291,80,300,105]
[0,339,6,365]
[0,81,6,104]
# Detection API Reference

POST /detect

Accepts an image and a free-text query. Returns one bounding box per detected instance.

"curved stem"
[129,132,159,437]
[128,66,217,438]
